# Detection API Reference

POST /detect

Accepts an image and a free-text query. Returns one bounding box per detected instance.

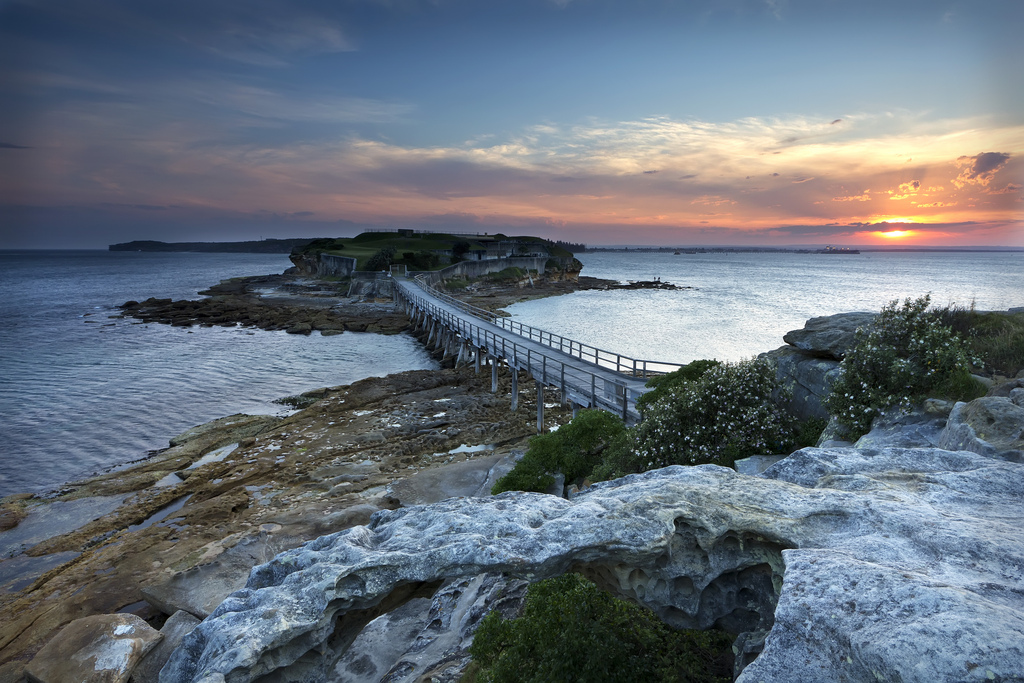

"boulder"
[25,614,161,683]
[938,396,1024,462]
[762,345,841,421]
[162,447,1024,683]
[781,311,875,359]
[130,611,200,683]
[853,404,949,450]
[385,451,518,507]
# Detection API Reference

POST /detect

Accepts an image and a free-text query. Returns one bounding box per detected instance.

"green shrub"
[823,295,986,439]
[936,306,1024,378]
[366,247,396,271]
[594,357,793,479]
[484,267,527,283]
[467,573,733,683]
[491,410,626,494]
[636,359,721,415]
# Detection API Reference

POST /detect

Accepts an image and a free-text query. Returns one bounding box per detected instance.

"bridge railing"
[408,275,685,379]
[396,283,643,422]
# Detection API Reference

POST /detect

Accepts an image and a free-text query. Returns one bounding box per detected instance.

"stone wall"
[289,252,357,277]
[412,256,574,287]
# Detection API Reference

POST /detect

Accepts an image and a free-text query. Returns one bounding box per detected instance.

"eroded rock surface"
[781,311,875,359]
[163,447,1024,683]
[939,396,1024,462]
[0,367,565,681]
[25,614,161,683]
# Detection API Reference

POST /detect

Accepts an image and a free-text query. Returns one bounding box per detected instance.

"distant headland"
[108,238,317,253]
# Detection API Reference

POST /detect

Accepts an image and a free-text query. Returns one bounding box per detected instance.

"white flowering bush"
[823,294,984,439]
[594,357,794,478]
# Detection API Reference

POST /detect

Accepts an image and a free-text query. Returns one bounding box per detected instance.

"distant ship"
[816,245,861,254]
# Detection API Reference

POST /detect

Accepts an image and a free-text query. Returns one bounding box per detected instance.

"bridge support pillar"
[571,402,579,419]
[510,367,519,412]
[474,347,481,374]
[490,356,498,393]
[536,381,544,433]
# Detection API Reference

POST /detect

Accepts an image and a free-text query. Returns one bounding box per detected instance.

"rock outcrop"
[162,446,1024,683]
[939,396,1024,462]
[781,312,875,359]
[761,312,875,422]
[25,614,161,683]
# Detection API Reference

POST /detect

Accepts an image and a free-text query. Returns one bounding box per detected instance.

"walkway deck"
[394,278,684,426]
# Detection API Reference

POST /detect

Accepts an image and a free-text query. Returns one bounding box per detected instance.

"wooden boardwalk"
[394,278,684,427]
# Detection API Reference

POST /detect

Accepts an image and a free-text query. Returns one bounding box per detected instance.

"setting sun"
[879,230,914,239]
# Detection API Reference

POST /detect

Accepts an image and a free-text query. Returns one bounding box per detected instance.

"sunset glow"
[1,1,1021,248]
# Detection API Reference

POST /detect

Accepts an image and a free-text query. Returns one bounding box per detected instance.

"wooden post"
[536,381,543,432]
[511,366,519,411]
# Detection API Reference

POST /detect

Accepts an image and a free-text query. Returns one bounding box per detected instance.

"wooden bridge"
[394,277,685,429]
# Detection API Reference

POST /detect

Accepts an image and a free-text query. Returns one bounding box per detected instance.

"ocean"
[1,248,1021,499]
[0,251,438,499]
[506,250,1024,365]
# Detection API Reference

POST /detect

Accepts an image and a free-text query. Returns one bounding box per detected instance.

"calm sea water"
[506,251,1024,365]
[0,251,437,498]
[3,249,1020,498]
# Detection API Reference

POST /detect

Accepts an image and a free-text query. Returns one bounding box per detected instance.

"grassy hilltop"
[293,231,576,271]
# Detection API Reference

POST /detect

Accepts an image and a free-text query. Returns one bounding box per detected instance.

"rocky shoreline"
[2,270,1022,683]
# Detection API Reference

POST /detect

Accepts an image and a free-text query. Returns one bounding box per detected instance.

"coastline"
[1,266,600,677]
[2,264,1022,681]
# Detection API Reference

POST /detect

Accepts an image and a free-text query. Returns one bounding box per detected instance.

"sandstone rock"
[26,614,161,683]
[733,454,786,475]
[853,405,947,449]
[332,573,528,683]
[162,447,1024,683]
[130,611,200,683]
[781,311,875,359]
[762,345,841,421]
[141,534,271,619]
[938,396,1024,462]
[168,414,277,448]
[386,451,517,507]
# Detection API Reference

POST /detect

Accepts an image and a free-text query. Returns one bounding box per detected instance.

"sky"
[1,0,1022,249]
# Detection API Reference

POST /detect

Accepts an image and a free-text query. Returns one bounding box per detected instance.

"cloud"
[888,179,921,199]
[830,119,842,125]
[0,142,31,149]
[988,183,1022,195]
[832,191,871,202]
[953,152,1011,188]
[914,202,957,208]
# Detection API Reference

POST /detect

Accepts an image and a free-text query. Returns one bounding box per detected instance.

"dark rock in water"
[782,311,875,360]
[162,447,1024,683]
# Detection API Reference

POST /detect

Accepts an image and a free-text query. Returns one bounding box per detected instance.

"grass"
[295,232,572,272]
[931,303,1024,377]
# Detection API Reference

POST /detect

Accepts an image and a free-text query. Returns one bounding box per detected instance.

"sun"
[879,229,913,239]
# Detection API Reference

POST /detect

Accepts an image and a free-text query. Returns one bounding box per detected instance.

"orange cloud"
[952,152,1010,188]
